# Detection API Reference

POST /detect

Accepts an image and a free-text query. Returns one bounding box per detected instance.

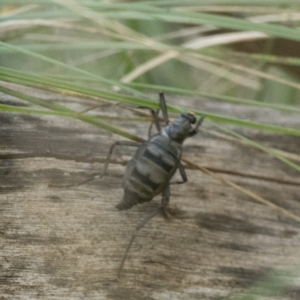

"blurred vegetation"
[1,0,300,163]
[1,0,300,104]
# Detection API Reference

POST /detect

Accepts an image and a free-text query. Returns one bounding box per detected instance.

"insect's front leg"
[101,140,141,178]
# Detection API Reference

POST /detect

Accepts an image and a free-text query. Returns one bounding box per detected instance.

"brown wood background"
[1,85,300,299]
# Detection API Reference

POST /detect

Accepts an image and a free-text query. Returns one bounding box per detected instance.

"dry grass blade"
[205,129,300,163]
[120,30,268,84]
[193,53,300,91]
[0,4,37,17]
[182,159,300,223]
[0,19,71,34]
[249,12,300,23]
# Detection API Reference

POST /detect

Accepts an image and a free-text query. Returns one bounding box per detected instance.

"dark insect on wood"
[100,93,204,278]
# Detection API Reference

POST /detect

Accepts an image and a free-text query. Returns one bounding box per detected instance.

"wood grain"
[1,86,300,300]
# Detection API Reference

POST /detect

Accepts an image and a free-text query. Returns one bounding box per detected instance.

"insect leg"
[49,141,140,189]
[159,92,169,125]
[136,106,161,135]
[170,161,188,185]
[161,184,170,206]
[48,174,99,189]
[117,185,170,279]
[137,91,172,134]
[100,140,141,178]
[147,109,161,138]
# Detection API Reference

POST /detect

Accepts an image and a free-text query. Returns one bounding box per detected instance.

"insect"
[100,93,204,278]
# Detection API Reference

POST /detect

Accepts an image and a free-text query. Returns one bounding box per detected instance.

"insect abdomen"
[116,135,181,210]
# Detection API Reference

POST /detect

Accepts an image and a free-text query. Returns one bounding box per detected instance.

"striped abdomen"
[116,134,181,210]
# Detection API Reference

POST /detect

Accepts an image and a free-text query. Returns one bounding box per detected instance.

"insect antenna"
[189,115,205,137]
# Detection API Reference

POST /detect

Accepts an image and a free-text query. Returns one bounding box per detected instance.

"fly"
[100,93,204,278]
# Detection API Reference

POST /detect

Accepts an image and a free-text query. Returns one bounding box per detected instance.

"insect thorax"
[163,113,195,143]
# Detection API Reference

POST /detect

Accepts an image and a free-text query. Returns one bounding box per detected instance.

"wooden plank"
[1,86,300,299]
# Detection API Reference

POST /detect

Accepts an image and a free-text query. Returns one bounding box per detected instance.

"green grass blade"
[128,82,300,114]
[1,68,300,137]
[0,89,144,142]
[0,41,145,98]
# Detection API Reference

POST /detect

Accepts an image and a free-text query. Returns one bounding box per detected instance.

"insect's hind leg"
[117,185,170,279]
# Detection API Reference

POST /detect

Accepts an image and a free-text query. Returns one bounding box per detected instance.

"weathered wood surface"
[1,86,300,300]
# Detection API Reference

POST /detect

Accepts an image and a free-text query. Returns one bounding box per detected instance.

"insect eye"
[181,112,196,124]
